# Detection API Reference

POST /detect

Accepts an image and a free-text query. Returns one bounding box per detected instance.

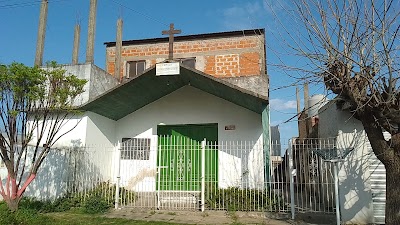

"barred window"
[121,138,151,160]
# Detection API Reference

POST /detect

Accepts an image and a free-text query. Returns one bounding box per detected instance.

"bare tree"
[0,62,86,211]
[268,0,399,223]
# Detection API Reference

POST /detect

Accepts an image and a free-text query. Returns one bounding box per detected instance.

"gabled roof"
[80,64,268,121]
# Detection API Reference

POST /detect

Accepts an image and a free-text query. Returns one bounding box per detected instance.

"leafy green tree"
[0,62,86,211]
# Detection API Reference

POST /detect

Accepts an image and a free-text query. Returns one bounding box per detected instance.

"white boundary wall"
[318,101,388,224]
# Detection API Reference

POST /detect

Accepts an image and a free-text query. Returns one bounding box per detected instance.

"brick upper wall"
[106,34,266,80]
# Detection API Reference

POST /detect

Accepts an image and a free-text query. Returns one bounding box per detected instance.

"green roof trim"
[80,65,268,120]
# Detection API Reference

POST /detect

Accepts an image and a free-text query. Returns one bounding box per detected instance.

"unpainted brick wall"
[106,35,265,80]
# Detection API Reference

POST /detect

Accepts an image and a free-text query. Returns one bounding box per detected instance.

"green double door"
[157,123,218,191]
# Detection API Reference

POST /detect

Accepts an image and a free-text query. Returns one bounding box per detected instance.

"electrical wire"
[0,0,68,9]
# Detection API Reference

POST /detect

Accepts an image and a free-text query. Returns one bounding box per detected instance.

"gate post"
[288,139,295,220]
[333,160,340,225]
[201,138,206,212]
[115,141,121,209]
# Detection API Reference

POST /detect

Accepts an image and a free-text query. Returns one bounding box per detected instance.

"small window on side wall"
[180,58,195,69]
[121,138,151,160]
[126,60,146,78]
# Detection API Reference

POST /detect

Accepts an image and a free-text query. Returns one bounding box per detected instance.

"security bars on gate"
[288,138,337,216]
[309,139,354,225]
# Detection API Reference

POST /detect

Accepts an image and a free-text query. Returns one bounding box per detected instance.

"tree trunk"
[360,114,400,224]
[5,198,20,212]
[385,159,400,225]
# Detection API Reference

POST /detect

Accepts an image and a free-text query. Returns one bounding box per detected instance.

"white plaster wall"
[0,114,87,201]
[1,103,118,201]
[218,151,242,187]
[62,64,92,106]
[336,131,374,224]
[30,111,117,149]
[116,86,262,143]
[247,137,265,189]
[85,112,117,183]
[115,86,263,191]
[29,115,88,148]
[217,137,264,189]
[118,136,158,192]
[318,102,365,138]
[0,146,70,201]
[61,64,119,106]
[85,112,116,147]
[13,112,117,201]
[319,102,374,224]
[2,115,88,201]
[24,148,70,200]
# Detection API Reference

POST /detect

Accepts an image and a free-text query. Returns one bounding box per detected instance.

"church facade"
[28,28,270,197]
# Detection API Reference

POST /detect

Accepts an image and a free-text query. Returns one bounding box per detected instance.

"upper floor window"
[126,60,146,78]
[179,58,196,69]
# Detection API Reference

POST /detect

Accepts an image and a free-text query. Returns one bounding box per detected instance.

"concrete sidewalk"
[105,208,295,224]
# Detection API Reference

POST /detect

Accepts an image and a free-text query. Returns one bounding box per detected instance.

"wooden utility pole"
[115,18,123,79]
[303,82,310,135]
[72,23,80,65]
[162,23,181,60]
[86,0,97,63]
[304,82,309,115]
[34,0,49,66]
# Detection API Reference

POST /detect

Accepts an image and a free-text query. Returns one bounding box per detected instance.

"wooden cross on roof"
[162,23,181,60]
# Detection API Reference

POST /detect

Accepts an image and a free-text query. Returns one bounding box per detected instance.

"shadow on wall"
[24,139,112,201]
[24,146,70,200]
[337,130,374,224]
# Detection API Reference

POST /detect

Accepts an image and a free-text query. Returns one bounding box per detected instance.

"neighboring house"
[279,94,386,224]
[29,29,271,196]
[318,100,387,225]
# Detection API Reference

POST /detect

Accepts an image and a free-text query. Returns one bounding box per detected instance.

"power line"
[107,0,169,27]
[0,0,68,9]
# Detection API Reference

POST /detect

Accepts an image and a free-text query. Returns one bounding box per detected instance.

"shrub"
[205,184,284,212]
[82,195,111,214]
[13,182,136,214]
[51,196,82,212]
[0,201,53,225]
[19,197,46,211]
[68,181,136,207]
[0,202,16,225]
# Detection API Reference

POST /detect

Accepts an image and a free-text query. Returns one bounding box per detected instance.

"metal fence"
[116,136,272,211]
[34,137,338,216]
[286,138,336,214]
[63,145,116,203]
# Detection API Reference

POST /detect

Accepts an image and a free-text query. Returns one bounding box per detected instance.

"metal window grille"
[121,138,151,160]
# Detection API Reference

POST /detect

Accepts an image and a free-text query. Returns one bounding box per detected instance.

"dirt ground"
[105,208,295,225]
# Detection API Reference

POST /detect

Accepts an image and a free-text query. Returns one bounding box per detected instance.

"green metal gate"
[157,124,218,191]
